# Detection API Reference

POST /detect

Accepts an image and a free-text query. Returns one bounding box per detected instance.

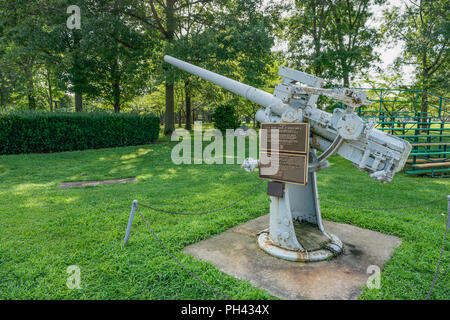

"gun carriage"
[164,55,411,262]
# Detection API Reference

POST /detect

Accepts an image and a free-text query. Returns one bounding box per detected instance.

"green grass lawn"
[0,136,448,300]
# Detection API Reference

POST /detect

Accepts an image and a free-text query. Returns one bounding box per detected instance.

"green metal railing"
[337,88,449,177]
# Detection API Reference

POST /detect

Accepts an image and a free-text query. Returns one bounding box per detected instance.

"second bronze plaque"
[259,122,310,186]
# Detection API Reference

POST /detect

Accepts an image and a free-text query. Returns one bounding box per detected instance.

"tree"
[0,0,276,118]
[0,0,158,113]
[0,46,20,110]
[383,0,449,127]
[0,0,91,111]
[124,0,206,135]
[212,104,240,133]
[84,0,157,112]
[325,0,384,86]
[284,0,384,86]
[170,0,276,129]
[124,0,275,134]
[284,0,332,76]
[45,0,95,112]
[0,0,45,110]
[128,84,166,118]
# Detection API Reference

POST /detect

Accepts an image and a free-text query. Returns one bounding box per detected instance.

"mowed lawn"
[0,137,448,300]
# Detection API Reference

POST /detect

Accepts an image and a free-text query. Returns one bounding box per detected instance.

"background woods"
[0,0,447,134]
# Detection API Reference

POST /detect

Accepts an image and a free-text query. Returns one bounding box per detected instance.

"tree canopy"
[0,0,447,128]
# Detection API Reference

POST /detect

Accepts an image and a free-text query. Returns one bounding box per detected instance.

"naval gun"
[164,55,411,262]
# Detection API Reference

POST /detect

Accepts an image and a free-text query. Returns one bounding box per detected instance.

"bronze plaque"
[259,122,309,186]
[259,152,307,186]
[260,123,309,154]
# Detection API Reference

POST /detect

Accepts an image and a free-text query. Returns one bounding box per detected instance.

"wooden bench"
[406,158,428,164]
[411,142,450,146]
[412,161,450,168]
[405,168,450,175]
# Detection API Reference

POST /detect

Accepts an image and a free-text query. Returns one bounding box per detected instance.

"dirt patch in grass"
[58,177,137,188]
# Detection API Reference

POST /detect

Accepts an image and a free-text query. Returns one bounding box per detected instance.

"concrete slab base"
[183,214,401,300]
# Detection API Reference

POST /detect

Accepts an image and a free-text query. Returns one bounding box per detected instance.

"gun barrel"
[164,55,284,111]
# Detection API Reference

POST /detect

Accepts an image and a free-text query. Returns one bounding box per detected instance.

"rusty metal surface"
[257,219,342,262]
[257,232,335,262]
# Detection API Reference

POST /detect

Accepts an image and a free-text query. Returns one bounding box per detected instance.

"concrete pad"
[58,177,137,188]
[183,214,401,300]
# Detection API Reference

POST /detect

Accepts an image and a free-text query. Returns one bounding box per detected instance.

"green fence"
[337,88,449,177]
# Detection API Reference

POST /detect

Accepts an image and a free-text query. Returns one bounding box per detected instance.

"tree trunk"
[343,70,350,87]
[420,61,429,131]
[26,83,36,110]
[46,67,54,112]
[75,93,83,112]
[164,0,176,135]
[164,83,175,135]
[114,89,120,113]
[311,1,327,76]
[185,80,192,130]
[24,66,36,110]
[0,71,7,110]
[0,83,5,110]
[420,92,428,132]
[0,90,5,110]
[112,3,121,114]
[113,59,121,113]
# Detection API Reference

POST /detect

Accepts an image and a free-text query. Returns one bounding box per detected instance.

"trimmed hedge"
[212,104,240,134]
[0,112,160,154]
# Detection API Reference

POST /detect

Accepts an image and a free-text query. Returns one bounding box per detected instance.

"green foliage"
[0,0,160,113]
[382,0,449,94]
[212,104,240,133]
[127,85,166,117]
[157,0,276,131]
[0,112,159,154]
[0,142,447,299]
[284,0,384,86]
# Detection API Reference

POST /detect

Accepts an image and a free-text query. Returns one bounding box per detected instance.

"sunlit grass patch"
[0,141,448,300]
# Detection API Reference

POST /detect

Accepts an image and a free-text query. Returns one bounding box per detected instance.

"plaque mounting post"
[257,134,343,262]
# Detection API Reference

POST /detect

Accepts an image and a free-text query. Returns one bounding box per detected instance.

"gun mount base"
[257,229,342,262]
[258,171,343,262]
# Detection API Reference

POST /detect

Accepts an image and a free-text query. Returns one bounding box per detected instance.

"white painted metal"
[164,55,411,262]
[164,55,411,183]
[164,55,293,116]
